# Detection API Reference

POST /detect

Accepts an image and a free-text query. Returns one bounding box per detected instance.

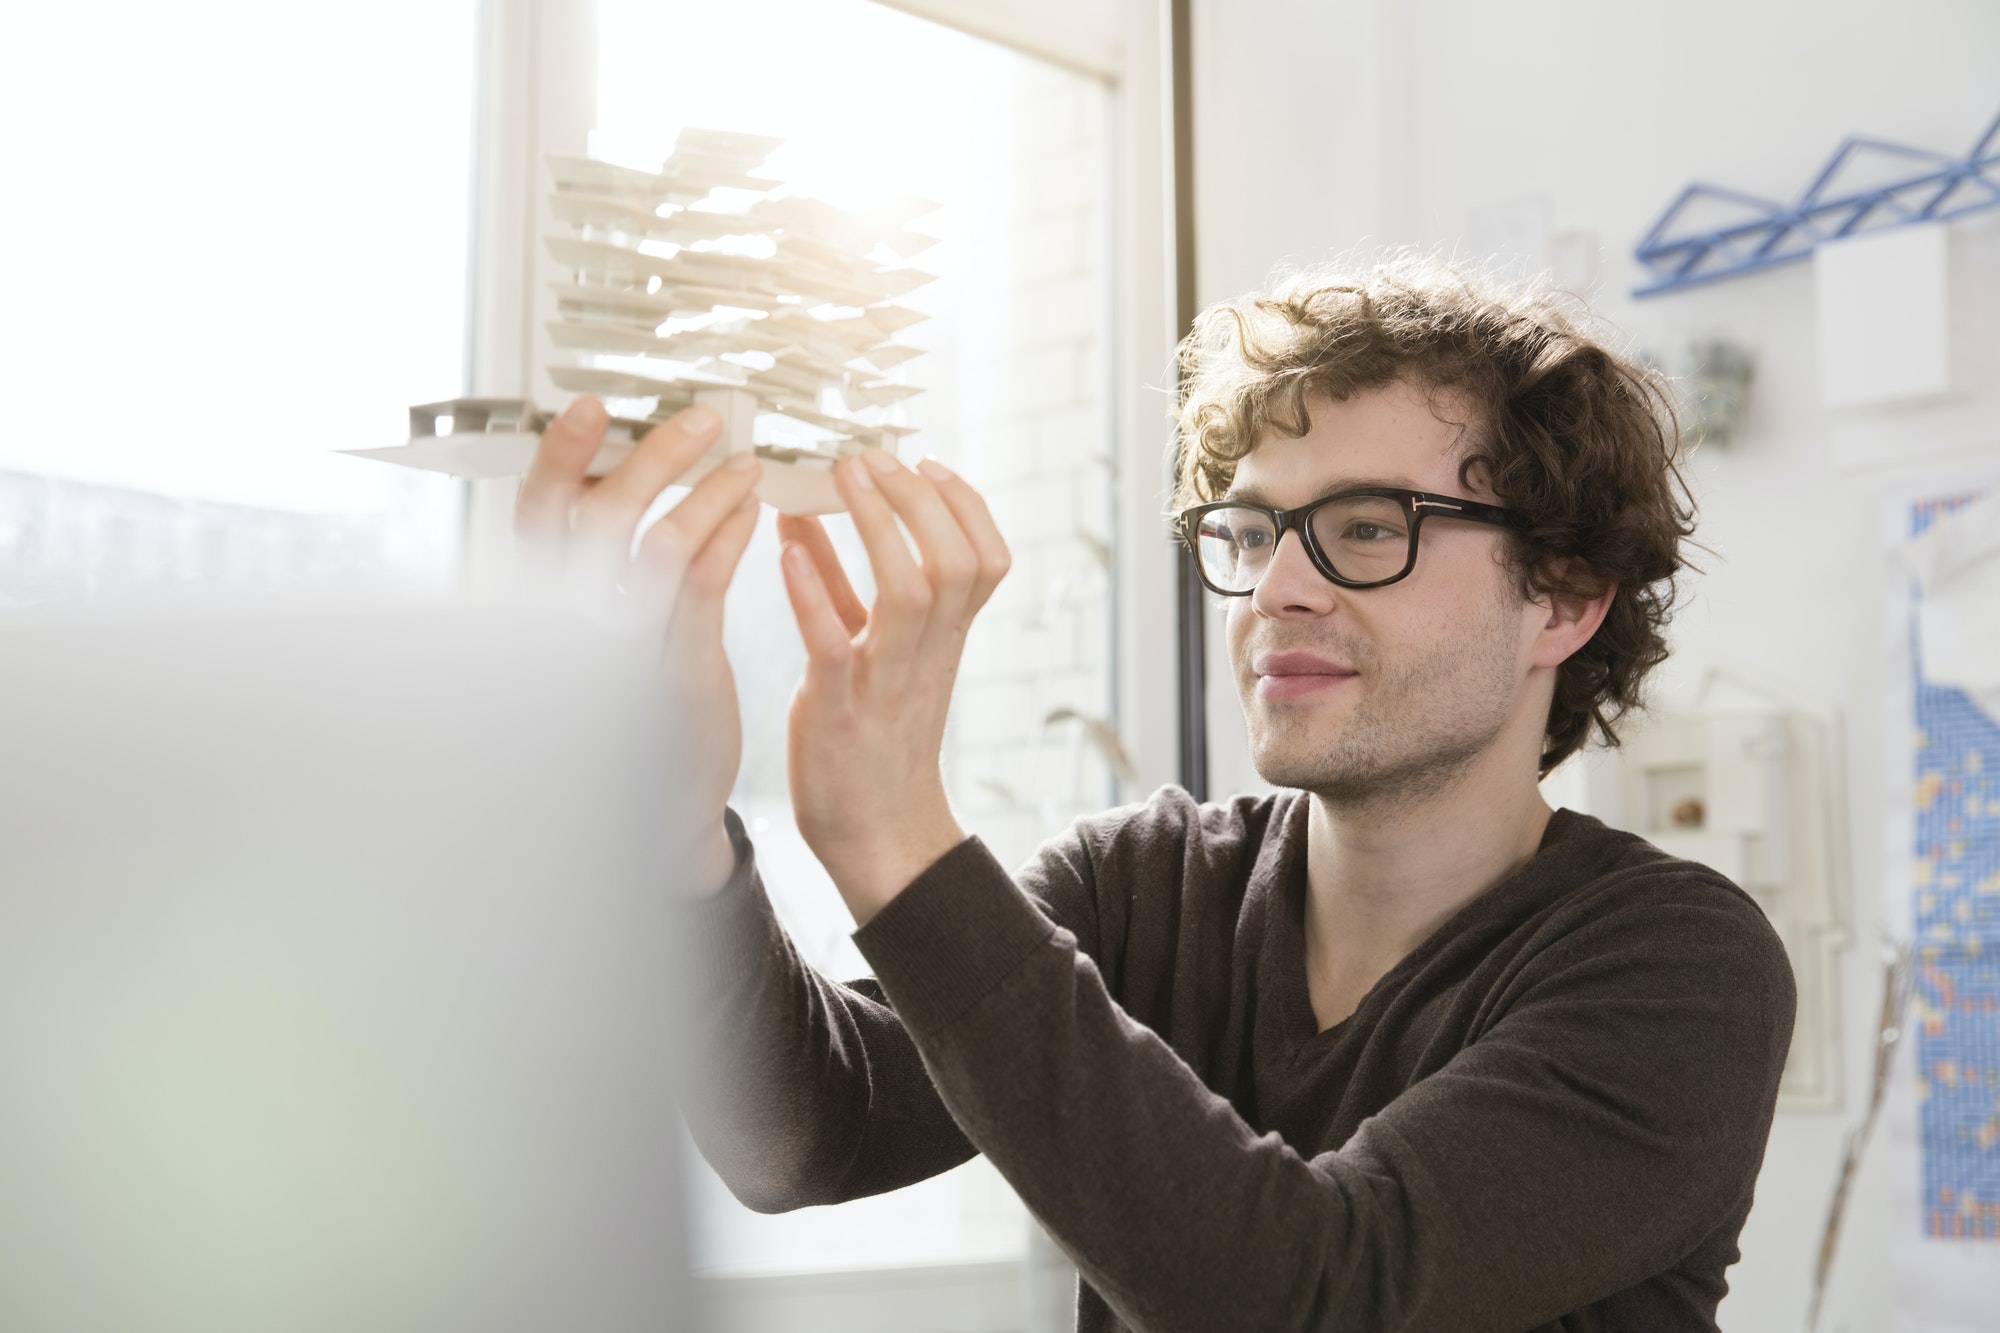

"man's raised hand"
[515,396,763,898]
[776,449,1009,924]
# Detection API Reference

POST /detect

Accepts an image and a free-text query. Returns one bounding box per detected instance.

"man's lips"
[1252,651,1358,700]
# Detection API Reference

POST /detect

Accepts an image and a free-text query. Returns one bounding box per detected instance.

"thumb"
[662,492,761,640]
[781,541,855,688]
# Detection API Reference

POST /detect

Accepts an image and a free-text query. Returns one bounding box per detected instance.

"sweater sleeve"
[672,808,976,1212]
[850,833,1798,1333]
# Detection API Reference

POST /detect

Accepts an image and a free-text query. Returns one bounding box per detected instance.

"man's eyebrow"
[1221,476,1428,505]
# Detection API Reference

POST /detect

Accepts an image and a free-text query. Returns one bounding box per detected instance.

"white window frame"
[460,0,1180,791]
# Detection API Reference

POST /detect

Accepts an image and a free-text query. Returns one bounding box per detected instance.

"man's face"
[1223,380,1548,806]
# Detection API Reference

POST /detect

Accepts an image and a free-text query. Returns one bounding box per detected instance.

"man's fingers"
[572,418,735,571]
[835,455,929,665]
[517,396,607,545]
[780,541,855,678]
[577,452,758,624]
[683,490,763,595]
[666,490,762,638]
[576,405,726,533]
[624,454,761,612]
[638,453,762,573]
[857,449,980,604]
[914,456,1011,620]
[775,513,868,634]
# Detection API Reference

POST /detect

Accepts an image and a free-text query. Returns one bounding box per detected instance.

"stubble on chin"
[1240,618,1522,811]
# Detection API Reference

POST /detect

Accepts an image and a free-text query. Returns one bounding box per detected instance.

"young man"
[522,256,1797,1332]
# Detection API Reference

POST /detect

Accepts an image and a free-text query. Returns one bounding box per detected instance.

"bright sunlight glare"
[0,1,474,514]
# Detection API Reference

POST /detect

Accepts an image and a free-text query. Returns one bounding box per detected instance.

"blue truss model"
[1633,107,2000,297]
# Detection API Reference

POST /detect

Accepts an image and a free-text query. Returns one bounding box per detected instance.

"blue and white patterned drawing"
[1908,494,2000,1243]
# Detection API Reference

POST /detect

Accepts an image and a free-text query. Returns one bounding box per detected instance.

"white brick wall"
[945,61,1118,875]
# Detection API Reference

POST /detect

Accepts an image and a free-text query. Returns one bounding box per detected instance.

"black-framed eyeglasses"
[1176,488,1524,596]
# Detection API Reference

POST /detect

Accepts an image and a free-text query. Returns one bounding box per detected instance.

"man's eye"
[1237,528,1272,550]
[1343,521,1398,542]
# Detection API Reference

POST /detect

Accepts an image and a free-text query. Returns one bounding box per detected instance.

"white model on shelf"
[344,127,938,516]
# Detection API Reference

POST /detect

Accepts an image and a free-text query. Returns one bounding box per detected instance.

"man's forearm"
[850,836,1338,1331]
[673,811,977,1210]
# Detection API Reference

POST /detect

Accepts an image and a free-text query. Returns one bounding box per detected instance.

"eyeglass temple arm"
[1410,494,1523,526]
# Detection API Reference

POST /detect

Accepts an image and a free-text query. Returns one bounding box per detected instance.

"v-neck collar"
[1261,798,1590,1054]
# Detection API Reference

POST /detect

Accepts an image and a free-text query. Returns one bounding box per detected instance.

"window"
[5,0,1173,1318]
[0,2,473,603]
[591,0,1121,1277]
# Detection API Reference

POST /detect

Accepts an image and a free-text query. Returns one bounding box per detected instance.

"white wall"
[1188,3,2000,1329]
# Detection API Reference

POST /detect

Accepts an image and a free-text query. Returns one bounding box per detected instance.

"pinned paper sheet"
[345,126,937,517]
[1882,490,2000,1322]
[1905,491,2000,718]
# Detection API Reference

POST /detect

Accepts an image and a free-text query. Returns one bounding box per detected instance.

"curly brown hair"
[1173,251,1697,775]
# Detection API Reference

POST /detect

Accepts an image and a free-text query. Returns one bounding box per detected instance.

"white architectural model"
[346,128,938,515]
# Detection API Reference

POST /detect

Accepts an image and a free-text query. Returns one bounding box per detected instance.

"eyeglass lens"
[1194,495,1412,591]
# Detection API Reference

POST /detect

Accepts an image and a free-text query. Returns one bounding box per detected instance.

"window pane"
[0,2,474,602]
[595,0,1117,1278]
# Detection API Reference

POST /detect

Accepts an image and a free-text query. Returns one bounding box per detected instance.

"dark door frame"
[1169,0,1207,801]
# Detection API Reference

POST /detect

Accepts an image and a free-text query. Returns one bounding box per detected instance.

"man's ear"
[1530,571,1616,671]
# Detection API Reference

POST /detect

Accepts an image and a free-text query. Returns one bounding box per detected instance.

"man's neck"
[1300,747,1553,1027]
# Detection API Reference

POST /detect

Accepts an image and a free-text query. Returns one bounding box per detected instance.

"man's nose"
[1250,528,1336,617]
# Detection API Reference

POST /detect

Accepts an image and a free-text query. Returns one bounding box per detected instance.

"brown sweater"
[679,788,1797,1333]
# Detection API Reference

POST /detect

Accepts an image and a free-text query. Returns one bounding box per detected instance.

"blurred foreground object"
[0,604,696,1332]
[347,128,938,516]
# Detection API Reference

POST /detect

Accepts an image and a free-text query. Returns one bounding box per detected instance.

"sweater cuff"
[851,834,1058,1036]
